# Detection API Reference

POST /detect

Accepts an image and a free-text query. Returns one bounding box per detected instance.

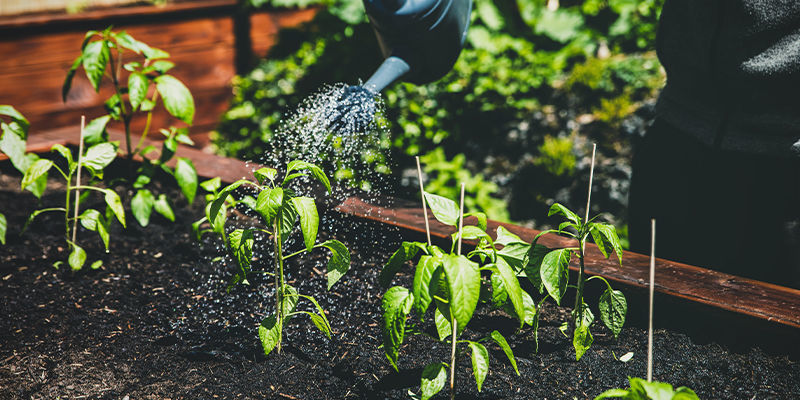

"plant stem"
[71,116,86,244]
[415,156,431,247]
[647,218,656,382]
[106,40,132,163]
[134,90,160,155]
[573,143,596,332]
[273,220,285,354]
[449,183,465,400]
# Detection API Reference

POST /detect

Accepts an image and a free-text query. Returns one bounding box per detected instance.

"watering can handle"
[364,56,411,94]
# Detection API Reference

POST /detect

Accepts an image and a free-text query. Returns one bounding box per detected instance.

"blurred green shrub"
[215,0,664,225]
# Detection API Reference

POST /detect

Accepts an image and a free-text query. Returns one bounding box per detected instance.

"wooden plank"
[335,195,800,330]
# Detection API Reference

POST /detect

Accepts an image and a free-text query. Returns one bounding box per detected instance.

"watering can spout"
[363,56,411,94]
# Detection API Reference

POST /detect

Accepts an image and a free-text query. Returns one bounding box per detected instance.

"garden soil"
[1,169,798,399]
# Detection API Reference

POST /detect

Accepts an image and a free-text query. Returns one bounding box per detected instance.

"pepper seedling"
[380,190,523,400]
[0,105,36,245]
[594,377,700,400]
[209,160,350,356]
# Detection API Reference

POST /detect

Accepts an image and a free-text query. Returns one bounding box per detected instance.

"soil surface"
[1,168,798,400]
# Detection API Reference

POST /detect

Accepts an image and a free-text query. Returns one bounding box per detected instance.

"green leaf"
[589,223,624,265]
[548,203,581,225]
[434,308,451,341]
[200,177,221,193]
[51,145,74,172]
[540,248,571,304]
[468,341,489,391]
[81,40,110,91]
[593,388,629,399]
[255,187,283,225]
[153,194,175,222]
[154,74,195,125]
[319,239,350,290]
[495,226,525,246]
[0,212,6,245]
[228,228,254,269]
[68,243,87,271]
[102,189,126,228]
[175,157,198,204]
[277,197,298,244]
[492,257,525,326]
[412,255,438,318]
[490,330,519,375]
[423,191,459,226]
[254,167,277,184]
[82,142,117,172]
[131,189,155,227]
[465,212,487,231]
[210,179,249,222]
[290,196,318,252]
[307,311,332,338]
[420,362,447,400]
[456,225,491,243]
[525,244,549,294]
[598,288,627,339]
[382,286,414,371]
[302,294,332,337]
[574,306,595,361]
[258,315,281,357]
[497,241,530,272]
[62,55,83,101]
[1,122,29,173]
[149,60,175,73]
[79,209,109,251]
[280,284,298,316]
[21,159,53,190]
[90,260,103,270]
[631,378,677,400]
[673,387,701,400]
[284,160,331,193]
[113,31,146,54]
[441,254,481,335]
[128,72,148,111]
[141,45,170,60]
[0,105,29,130]
[380,241,425,288]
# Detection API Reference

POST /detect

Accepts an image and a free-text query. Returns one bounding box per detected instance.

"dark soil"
[1,169,798,399]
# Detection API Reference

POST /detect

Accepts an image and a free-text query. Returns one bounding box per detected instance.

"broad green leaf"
[598,288,627,338]
[81,40,110,91]
[540,248,571,304]
[141,44,170,60]
[79,209,109,251]
[149,60,175,73]
[200,177,221,193]
[589,223,623,265]
[423,191,459,226]
[280,284,298,316]
[290,196,318,251]
[301,294,332,336]
[113,31,146,54]
[210,180,249,222]
[0,212,6,245]
[434,308,451,341]
[593,388,629,399]
[420,362,447,400]
[412,255,438,317]
[548,202,581,225]
[90,260,103,270]
[21,159,53,190]
[465,211,487,231]
[574,306,595,361]
[0,122,28,173]
[154,194,175,222]
[319,239,350,290]
[154,74,195,124]
[493,257,525,326]
[131,189,155,227]
[673,387,701,400]
[491,272,509,308]
[631,378,677,400]
[0,105,29,130]
[468,341,489,391]
[497,241,530,272]
[519,290,536,326]
[68,243,87,271]
[490,330,519,375]
[441,254,481,335]
[277,197,298,244]
[128,72,148,111]
[525,244,549,294]
[284,160,331,193]
[380,241,425,288]
[495,225,525,246]
[102,189,126,228]
[82,142,117,172]
[455,225,491,243]
[382,286,414,371]
[255,187,283,225]
[175,157,198,204]
[258,315,281,357]
[228,228,254,269]
[62,55,83,101]
[254,167,277,184]
[51,144,74,171]
[307,312,332,338]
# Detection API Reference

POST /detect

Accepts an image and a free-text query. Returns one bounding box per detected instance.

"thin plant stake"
[573,143,596,330]
[584,143,597,224]
[647,218,656,382]
[415,156,432,246]
[450,182,466,400]
[71,116,86,243]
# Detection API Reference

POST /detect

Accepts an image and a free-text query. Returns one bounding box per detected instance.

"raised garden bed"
[1,162,798,399]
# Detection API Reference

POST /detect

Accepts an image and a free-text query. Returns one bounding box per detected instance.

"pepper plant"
[379,191,524,400]
[208,160,350,356]
[63,27,198,226]
[527,202,627,360]
[594,377,700,400]
[0,105,37,245]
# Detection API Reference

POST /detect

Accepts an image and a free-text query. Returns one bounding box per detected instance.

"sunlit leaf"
[155,74,195,124]
[423,191,459,227]
[468,341,489,391]
[319,239,350,290]
[420,362,447,400]
[258,314,281,357]
[598,288,626,338]
[382,286,414,371]
[131,189,155,227]
[291,196,318,251]
[175,157,198,204]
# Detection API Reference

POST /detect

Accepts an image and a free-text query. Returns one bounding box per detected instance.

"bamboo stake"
[450,182,466,400]
[415,156,432,246]
[584,143,596,225]
[647,218,656,382]
[71,116,86,244]
[573,143,596,329]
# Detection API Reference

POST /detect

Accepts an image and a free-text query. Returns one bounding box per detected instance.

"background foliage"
[214,0,664,232]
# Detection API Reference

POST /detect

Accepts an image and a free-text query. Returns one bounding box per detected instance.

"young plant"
[63,27,198,226]
[21,120,126,270]
[594,377,700,400]
[0,105,36,244]
[527,202,627,360]
[208,160,350,356]
[379,191,523,400]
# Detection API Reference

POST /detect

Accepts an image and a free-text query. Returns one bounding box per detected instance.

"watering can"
[328,0,472,132]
